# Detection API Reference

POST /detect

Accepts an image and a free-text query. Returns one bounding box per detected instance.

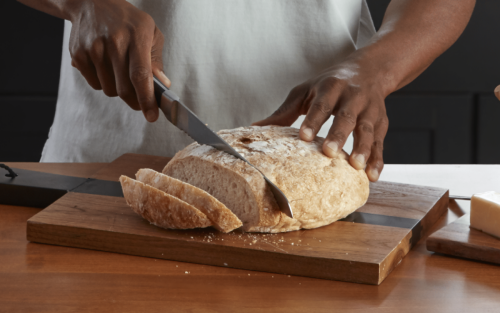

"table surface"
[1,162,500,312]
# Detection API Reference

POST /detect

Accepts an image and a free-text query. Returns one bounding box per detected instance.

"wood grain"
[427,214,500,264]
[89,153,170,181]
[26,154,448,285]
[2,163,500,312]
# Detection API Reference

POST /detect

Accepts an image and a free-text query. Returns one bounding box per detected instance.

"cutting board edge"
[415,189,449,244]
[426,236,500,265]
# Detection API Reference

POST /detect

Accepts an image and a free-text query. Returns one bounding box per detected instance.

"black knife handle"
[153,75,168,108]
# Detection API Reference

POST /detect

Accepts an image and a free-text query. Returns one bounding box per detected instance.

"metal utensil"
[153,76,293,218]
[449,195,471,201]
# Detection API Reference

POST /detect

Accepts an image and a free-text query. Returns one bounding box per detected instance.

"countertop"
[1,162,500,312]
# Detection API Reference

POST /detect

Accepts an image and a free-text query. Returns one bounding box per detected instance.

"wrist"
[61,0,121,22]
[58,0,83,21]
[345,46,400,98]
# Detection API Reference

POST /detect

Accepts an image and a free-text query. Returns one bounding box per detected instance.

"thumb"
[252,86,308,127]
[151,26,171,88]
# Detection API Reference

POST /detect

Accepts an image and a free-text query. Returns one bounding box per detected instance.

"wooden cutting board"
[427,214,500,264]
[27,154,449,285]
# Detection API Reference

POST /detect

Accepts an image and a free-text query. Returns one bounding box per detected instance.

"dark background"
[1,0,499,163]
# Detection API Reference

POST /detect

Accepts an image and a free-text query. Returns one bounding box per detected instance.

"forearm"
[17,0,119,21]
[349,0,475,96]
[17,0,83,20]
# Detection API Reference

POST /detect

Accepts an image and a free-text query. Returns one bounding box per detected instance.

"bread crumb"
[288,275,290,277]
[176,265,178,267]
[224,263,228,266]
[319,240,321,242]
[291,243,294,245]
[248,274,250,276]
[185,271,189,274]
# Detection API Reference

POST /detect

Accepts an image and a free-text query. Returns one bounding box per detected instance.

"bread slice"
[120,175,212,229]
[135,169,242,233]
[163,126,370,233]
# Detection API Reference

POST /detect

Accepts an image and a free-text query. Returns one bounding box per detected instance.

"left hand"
[253,59,390,182]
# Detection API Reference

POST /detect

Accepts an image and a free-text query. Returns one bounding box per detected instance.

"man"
[18,0,475,182]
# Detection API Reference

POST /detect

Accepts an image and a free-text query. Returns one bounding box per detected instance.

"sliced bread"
[120,175,212,229]
[135,169,242,233]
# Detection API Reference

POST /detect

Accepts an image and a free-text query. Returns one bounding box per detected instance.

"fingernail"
[302,128,313,140]
[369,168,379,181]
[146,110,157,122]
[325,141,339,156]
[354,154,365,167]
[159,71,171,87]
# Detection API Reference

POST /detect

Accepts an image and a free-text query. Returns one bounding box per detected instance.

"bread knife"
[153,76,294,218]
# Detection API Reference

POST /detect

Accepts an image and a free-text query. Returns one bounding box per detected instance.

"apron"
[41,0,375,162]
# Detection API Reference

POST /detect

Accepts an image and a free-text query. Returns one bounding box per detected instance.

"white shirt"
[41,0,375,162]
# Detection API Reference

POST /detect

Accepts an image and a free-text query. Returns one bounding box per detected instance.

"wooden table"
[1,163,500,312]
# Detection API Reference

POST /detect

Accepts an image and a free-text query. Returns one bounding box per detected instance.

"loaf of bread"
[120,176,212,229]
[163,126,369,233]
[135,169,242,233]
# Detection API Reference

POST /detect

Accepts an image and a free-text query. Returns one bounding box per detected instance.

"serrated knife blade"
[153,76,293,218]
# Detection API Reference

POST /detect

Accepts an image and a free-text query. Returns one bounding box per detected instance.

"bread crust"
[135,169,242,233]
[120,175,212,229]
[164,126,369,233]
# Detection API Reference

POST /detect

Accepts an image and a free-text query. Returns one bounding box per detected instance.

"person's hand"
[495,85,500,101]
[67,0,170,122]
[253,58,390,182]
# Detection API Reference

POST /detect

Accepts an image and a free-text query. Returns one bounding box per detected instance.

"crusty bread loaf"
[163,126,369,233]
[135,169,242,233]
[120,175,212,229]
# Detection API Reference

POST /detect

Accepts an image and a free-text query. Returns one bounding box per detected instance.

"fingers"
[495,85,500,101]
[299,78,343,142]
[151,26,170,89]
[69,24,102,91]
[89,39,118,97]
[321,94,361,158]
[365,116,388,182]
[71,52,102,91]
[252,85,308,127]
[349,121,374,170]
[69,7,165,122]
[322,96,387,181]
[347,105,378,170]
[109,33,141,111]
[129,33,158,122]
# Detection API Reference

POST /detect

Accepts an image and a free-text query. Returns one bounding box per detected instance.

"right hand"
[68,0,170,122]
